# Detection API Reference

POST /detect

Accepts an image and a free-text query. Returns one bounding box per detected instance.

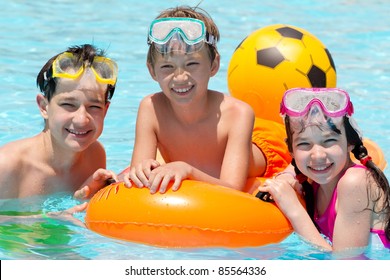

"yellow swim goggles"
[49,52,118,86]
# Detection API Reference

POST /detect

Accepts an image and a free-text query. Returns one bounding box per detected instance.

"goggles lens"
[52,52,118,86]
[280,88,354,118]
[148,17,215,53]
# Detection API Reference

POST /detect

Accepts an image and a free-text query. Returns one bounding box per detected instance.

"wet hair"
[36,44,115,103]
[146,5,220,67]
[285,115,390,241]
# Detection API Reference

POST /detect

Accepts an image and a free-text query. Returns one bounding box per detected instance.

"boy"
[0,44,117,200]
[124,6,290,193]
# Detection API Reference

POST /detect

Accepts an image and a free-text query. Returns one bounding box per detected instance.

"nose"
[73,106,90,125]
[310,144,327,160]
[173,67,188,81]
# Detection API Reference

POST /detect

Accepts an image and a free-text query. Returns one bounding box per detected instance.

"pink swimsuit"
[313,164,390,249]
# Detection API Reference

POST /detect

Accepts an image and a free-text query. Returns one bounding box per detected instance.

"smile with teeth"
[308,163,333,172]
[172,85,193,94]
[66,128,89,135]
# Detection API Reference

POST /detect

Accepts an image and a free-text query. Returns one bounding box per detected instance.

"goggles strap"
[205,32,216,46]
[107,85,115,101]
[42,67,54,95]
[43,71,49,81]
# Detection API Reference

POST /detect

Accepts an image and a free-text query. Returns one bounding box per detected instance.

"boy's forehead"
[156,47,206,61]
[54,77,107,101]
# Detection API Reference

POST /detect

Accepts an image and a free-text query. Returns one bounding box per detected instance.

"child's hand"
[123,159,160,188]
[147,161,190,194]
[273,172,303,195]
[257,178,301,215]
[74,169,118,199]
[0,203,88,227]
[46,203,88,228]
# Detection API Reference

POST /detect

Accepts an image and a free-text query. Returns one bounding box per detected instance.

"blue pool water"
[0,0,389,259]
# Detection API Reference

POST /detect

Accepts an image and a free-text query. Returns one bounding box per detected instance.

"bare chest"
[157,122,228,175]
[10,160,90,199]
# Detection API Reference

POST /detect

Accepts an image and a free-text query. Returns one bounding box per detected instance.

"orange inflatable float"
[355,138,387,171]
[85,180,294,248]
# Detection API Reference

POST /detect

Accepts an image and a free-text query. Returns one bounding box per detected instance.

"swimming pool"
[0,0,389,260]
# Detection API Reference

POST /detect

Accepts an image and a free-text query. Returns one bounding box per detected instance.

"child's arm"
[217,102,254,190]
[0,203,87,228]
[74,168,118,199]
[0,145,22,199]
[331,169,372,251]
[258,178,332,251]
[123,96,160,188]
[259,168,373,255]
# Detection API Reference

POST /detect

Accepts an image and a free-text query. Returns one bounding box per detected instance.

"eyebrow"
[322,130,340,137]
[88,97,105,104]
[295,130,340,141]
[57,96,78,102]
[294,135,310,142]
[58,95,105,104]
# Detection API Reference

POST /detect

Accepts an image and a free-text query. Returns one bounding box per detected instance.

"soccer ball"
[227,24,337,124]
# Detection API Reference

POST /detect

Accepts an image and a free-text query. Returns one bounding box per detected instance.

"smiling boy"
[0,44,117,200]
[124,6,291,193]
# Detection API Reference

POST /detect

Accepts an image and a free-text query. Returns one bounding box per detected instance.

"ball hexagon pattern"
[227,24,337,124]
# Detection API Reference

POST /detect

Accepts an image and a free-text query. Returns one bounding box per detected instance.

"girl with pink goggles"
[280,87,354,118]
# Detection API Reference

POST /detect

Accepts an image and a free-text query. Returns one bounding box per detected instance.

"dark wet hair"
[146,5,220,67]
[285,115,390,241]
[36,44,115,102]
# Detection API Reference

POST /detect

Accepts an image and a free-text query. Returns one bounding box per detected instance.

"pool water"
[0,0,389,260]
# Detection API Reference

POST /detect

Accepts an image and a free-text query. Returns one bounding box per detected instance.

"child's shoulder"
[0,138,34,178]
[338,165,372,192]
[140,92,165,107]
[0,137,33,157]
[219,91,251,104]
[218,92,254,115]
[337,164,378,211]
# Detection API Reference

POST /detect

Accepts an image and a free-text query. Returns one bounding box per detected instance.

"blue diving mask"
[147,17,216,54]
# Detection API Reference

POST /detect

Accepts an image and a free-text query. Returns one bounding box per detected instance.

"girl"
[258,87,390,256]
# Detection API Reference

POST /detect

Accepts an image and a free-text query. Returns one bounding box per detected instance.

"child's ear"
[147,62,157,81]
[210,53,220,77]
[36,94,49,119]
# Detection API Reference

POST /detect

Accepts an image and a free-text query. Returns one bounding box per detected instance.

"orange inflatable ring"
[356,138,387,171]
[85,180,294,248]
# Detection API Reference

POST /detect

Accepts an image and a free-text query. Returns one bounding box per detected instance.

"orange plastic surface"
[85,180,293,248]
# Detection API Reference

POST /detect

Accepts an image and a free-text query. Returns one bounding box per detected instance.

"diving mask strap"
[205,32,216,46]
[347,115,363,139]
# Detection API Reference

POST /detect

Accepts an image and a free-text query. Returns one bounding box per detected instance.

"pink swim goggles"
[280,88,354,118]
